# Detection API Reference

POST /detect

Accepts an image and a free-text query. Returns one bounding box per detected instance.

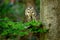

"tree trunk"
[25,0,35,7]
[40,0,60,40]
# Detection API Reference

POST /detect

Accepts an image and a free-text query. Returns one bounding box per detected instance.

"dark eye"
[28,12,29,13]
[32,12,33,13]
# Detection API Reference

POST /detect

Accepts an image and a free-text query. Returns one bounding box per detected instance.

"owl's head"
[25,6,35,15]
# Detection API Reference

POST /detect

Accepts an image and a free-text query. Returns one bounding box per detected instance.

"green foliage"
[9,3,25,17]
[0,17,48,37]
[0,1,26,18]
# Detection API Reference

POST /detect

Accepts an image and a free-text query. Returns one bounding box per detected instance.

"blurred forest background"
[0,0,40,22]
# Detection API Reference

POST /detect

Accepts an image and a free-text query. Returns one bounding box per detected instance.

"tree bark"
[25,0,35,7]
[40,0,60,40]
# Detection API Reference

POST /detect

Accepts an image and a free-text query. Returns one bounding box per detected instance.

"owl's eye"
[32,12,33,13]
[28,12,29,13]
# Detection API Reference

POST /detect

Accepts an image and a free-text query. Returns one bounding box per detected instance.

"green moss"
[0,17,48,37]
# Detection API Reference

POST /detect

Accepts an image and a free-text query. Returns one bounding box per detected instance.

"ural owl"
[25,6,36,21]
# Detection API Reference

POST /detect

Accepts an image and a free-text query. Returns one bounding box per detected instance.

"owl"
[25,6,36,21]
